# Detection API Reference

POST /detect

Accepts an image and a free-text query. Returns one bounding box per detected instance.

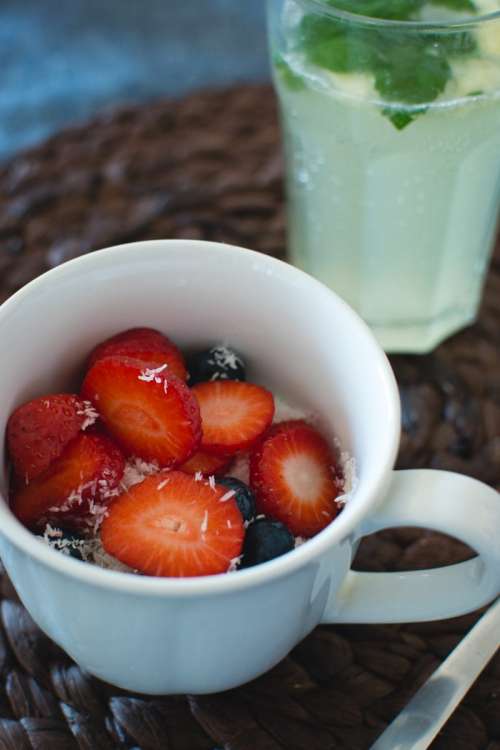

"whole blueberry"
[38,528,87,560]
[187,345,246,385]
[241,518,295,568]
[217,476,256,523]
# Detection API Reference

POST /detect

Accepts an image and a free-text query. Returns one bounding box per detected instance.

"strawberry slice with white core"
[101,470,244,577]
[192,380,274,457]
[250,420,339,537]
[81,356,201,466]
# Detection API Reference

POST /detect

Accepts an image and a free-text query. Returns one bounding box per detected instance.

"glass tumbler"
[268,0,500,352]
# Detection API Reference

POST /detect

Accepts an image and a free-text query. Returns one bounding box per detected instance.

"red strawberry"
[250,420,339,537]
[81,356,201,466]
[7,394,98,483]
[88,327,187,381]
[11,432,125,530]
[101,470,244,577]
[192,381,274,457]
[180,450,231,477]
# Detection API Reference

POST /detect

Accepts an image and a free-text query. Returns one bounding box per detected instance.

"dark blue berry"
[217,476,256,523]
[38,528,87,560]
[241,518,295,568]
[187,345,246,385]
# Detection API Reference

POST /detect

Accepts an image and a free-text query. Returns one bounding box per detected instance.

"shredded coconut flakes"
[219,489,236,503]
[334,444,358,506]
[227,555,242,572]
[273,396,313,424]
[209,346,242,375]
[121,457,160,490]
[77,400,99,430]
[90,538,136,572]
[42,524,136,572]
[46,476,115,534]
[138,364,168,382]
[43,524,63,540]
[41,524,88,558]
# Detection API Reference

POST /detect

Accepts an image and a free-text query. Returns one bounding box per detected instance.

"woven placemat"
[0,83,498,750]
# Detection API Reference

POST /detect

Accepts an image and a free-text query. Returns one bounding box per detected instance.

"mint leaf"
[300,15,453,104]
[382,106,428,129]
[273,55,306,91]
[297,4,477,130]
[374,44,451,104]
[299,15,376,73]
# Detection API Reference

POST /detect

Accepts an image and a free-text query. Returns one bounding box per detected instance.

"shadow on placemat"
[0,84,498,750]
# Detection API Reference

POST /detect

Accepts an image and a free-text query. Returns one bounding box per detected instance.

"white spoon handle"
[370,597,500,750]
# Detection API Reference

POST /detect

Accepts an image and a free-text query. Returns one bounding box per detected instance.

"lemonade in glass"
[268,0,500,352]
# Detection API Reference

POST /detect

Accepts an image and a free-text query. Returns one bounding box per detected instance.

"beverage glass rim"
[296,0,500,31]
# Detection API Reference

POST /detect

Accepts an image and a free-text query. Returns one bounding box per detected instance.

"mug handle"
[322,469,500,624]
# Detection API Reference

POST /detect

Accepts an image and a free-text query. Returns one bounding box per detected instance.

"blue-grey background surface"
[1,0,269,161]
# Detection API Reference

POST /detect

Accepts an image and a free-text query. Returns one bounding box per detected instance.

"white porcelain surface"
[0,240,497,694]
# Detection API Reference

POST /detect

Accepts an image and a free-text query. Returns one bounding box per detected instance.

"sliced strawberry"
[7,394,98,483]
[11,432,125,530]
[81,356,201,466]
[192,381,274,457]
[250,420,339,538]
[101,470,244,577]
[88,327,187,381]
[180,450,231,477]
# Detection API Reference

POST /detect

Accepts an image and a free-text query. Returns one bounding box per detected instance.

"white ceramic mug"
[0,240,498,695]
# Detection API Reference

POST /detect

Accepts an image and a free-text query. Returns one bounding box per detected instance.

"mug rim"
[0,240,401,596]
